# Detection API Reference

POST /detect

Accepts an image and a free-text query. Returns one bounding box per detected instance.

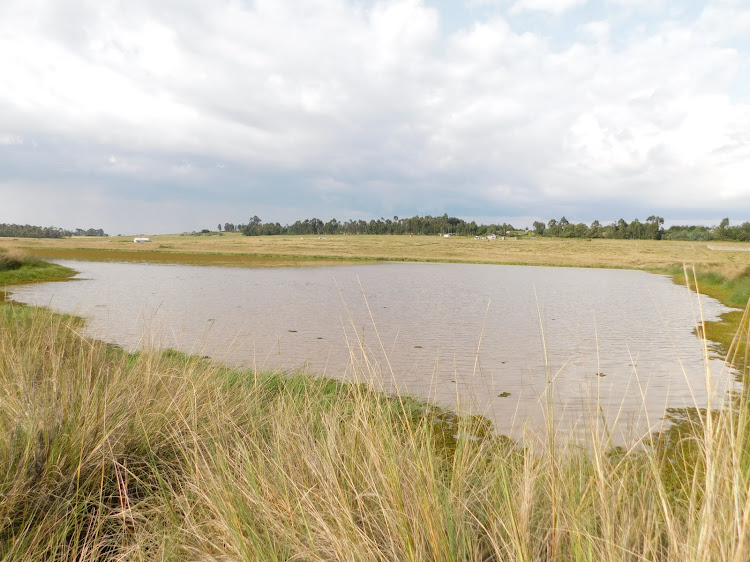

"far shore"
[3,232,750,279]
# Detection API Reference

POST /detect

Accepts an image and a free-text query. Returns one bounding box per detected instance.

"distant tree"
[664,225,710,241]
[261,222,283,235]
[532,221,546,236]
[573,223,589,238]
[628,218,644,239]
[242,216,263,236]
[217,223,222,232]
[323,218,340,235]
[0,223,105,238]
[645,215,664,239]
[716,217,730,240]
[558,216,570,237]
[614,218,629,239]
[310,218,324,235]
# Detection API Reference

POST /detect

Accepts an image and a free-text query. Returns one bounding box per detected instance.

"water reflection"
[7,260,738,440]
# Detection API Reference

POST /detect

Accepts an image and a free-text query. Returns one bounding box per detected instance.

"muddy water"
[7,260,738,440]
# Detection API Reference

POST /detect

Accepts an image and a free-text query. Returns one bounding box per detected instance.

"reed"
[1,297,749,560]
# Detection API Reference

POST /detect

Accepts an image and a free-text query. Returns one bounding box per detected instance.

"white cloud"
[0,0,748,232]
[511,0,589,15]
[579,21,610,42]
[0,134,23,146]
[607,0,662,9]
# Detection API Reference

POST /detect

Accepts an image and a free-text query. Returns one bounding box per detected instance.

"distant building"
[443,233,452,237]
[133,237,151,243]
[487,234,497,240]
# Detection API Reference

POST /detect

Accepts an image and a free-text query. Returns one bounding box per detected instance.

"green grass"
[660,265,750,378]
[0,248,76,289]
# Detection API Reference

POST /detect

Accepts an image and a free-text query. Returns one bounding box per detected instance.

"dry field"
[3,233,750,278]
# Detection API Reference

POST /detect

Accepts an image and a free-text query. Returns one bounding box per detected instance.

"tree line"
[531,216,666,239]
[220,214,749,241]
[224,214,515,237]
[0,224,108,238]
[532,216,750,241]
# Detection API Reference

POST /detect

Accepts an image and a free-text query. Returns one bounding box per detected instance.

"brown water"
[7,260,738,440]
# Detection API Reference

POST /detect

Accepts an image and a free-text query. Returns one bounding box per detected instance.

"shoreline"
[4,233,750,278]
[3,240,748,377]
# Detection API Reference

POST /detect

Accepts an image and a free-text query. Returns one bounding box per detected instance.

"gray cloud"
[1,0,748,234]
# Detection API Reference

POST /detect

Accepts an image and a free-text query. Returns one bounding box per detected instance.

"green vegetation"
[2,259,750,559]
[225,213,749,241]
[665,265,750,377]
[237,213,518,237]
[0,223,108,238]
[0,248,76,289]
[16,246,372,268]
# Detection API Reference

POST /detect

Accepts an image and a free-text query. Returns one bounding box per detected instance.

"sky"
[1,0,749,235]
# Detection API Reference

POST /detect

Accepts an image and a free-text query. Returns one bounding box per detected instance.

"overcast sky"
[1,0,749,235]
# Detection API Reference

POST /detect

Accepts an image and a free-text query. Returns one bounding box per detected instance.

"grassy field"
[2,299,750,561]
[2,242,750,559]
[4,233,750,278]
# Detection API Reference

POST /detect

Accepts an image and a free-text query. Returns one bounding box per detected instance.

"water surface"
[8,260,737,440]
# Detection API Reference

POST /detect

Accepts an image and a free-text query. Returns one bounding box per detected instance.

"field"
[2,237,750,559]
[4,233,750,279]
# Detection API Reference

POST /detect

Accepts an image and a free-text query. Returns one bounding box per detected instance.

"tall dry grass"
[2,300,750,560]
[0,247,46,273]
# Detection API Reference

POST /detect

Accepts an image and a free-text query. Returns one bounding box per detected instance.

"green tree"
[716,218,729,240]
[558,216,570,237]
[613,219,628,239]
[573,223,589,238]
[646,215,664,239]
[242,216,262,236]
[628,218,644,239]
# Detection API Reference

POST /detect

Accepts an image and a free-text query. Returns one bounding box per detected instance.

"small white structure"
[487,234,497,240]
[133,237,151,243]
[443,233,452,237]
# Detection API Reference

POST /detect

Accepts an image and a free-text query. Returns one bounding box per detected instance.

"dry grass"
[3,234,750,279]
[0,247,45,271]
[2,299,750,561]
